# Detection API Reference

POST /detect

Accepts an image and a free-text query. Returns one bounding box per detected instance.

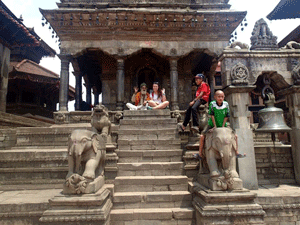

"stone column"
[116,58,125,111]
[280,86,300,185]
[58,54,71,111]
[170,58,179,110]
[224,86,259,190]
[86,83,92,107]
[73,71,82,111]
[0,45,11,112]
[94,89,100,106]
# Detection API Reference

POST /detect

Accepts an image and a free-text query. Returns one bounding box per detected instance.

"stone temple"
[39,0,246,112]
[1,0,300,224]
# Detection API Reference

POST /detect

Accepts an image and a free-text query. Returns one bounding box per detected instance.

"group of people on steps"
[126,74,246,160]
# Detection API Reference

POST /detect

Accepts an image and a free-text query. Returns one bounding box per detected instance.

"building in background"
[0,1,75,123]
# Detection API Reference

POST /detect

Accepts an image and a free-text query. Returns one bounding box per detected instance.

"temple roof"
[10,59,59,80]
[9,59,75,99]
[1,1,56,62]
[278,25,300,47]
[267,0,300,20]
[0,1,40,48]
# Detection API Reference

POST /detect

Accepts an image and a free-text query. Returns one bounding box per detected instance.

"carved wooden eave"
[56,0,231,10]
[56,2,231,10]
[39,8,246,42]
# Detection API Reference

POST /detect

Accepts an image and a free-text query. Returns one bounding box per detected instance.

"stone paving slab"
[110,207,194,221]
[0,189,61,213]
[0,185,299,223]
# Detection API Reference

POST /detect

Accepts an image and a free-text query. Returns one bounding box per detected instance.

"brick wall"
[255,146,295,185]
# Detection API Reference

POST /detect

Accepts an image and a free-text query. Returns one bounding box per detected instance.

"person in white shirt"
[147,82,169,110]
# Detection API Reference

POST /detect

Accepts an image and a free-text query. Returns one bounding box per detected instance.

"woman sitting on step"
[147,82,169,110]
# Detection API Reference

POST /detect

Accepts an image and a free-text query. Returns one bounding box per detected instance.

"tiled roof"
[10,59,75,96]
[0,2,39,47]
[267,0,300,20]
[12,59,59,79]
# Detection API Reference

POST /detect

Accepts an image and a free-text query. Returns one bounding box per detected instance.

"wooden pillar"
[170,58,179,110]
[73,71,82,111]
[86,83,92,107]
[58,54,71,112]
[116,58,125,111]
[93,86,100,106]
[0,45,11,112]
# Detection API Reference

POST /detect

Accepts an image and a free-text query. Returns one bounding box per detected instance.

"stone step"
[119,129,176,135]
[0,167,68,182]
[0,148,68,168]
[116,149,183,163]
[0,179,65,191]
[113,191,192,209]
[118,128,178,141]
[123,110,171,118]
[110,208,194,223]
[114,176,188,192]
[14,124,93,147]
[118,140,181,150]
[117,162,184,176]
[120,118,177,125]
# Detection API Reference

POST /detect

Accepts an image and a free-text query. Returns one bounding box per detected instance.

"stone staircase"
[0,125,90,190]
[111,110,195,224]
[0,123,118,190]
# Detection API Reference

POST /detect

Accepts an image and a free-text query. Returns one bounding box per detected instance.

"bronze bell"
[255,93,291,134]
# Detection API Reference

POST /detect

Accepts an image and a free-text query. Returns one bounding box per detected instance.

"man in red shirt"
[181,74,210,132]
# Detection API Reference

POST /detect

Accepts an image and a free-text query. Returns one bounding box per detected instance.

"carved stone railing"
[54,110,123,125]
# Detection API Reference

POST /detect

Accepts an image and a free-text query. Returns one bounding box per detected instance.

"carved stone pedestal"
[63,175,105,195]
[40,185,112,225]
[192,183,265,225]
[198,174,243,191]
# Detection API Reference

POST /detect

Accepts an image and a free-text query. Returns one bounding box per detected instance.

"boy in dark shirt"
[180,74,210,132]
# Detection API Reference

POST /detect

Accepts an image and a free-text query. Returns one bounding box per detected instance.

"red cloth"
[196,82,210,102]
[135,92,151,106]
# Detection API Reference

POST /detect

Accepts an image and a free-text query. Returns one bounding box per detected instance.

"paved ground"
[0,189,61,205]
[253,184,300,197]
[0,184,299,206]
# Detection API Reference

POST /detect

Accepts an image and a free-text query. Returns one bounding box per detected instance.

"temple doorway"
[137,67,158,92]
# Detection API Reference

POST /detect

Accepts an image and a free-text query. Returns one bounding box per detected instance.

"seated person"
[147,82,169,110]
[180,74,210,132]
[126,83,151,110]
[194,90,246,160]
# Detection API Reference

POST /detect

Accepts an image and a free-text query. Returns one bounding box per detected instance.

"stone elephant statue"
[205,127,238,179]
[66,129,106,181]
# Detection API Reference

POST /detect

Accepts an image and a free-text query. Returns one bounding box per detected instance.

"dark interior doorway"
[137,67,158,91]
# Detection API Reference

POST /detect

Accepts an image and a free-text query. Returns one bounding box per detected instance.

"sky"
[2,0,300,109]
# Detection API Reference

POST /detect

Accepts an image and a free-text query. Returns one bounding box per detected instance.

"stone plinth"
[40,185,112,225]
[63,175,105,195]
[198,174,243,191]
[192,183,265,225]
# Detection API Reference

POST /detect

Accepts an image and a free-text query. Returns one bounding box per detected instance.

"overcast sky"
[2,0,300,108]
